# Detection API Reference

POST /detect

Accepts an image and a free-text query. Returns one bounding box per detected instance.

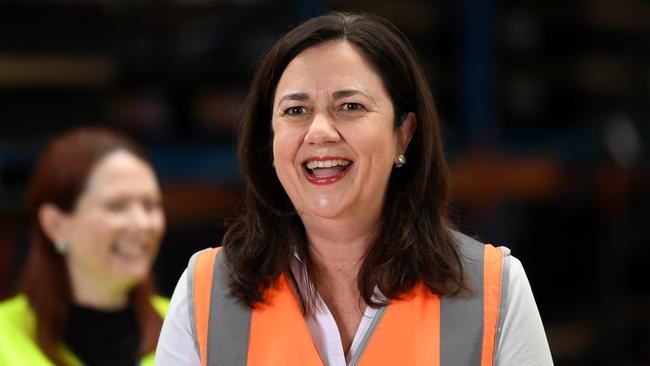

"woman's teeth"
[305,159,351,170]
[113,243,147,257]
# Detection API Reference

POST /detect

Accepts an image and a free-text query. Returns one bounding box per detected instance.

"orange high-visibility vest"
[187,231,510,366]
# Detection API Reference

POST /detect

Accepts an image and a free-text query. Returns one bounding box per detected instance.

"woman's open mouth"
[302,158,353,185]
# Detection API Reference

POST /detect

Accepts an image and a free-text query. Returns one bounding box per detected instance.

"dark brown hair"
[20,126,163,365]
[224,12,467,310]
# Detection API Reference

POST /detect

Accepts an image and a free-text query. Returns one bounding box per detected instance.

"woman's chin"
[110,266,150,290]
[299,198,352,221]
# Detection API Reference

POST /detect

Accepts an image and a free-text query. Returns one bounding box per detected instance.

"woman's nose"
[129,204,155,229]
[303,113,341,145]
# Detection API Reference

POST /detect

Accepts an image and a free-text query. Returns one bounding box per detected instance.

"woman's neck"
[66,263,130,310]
[305,219,376,279]
[301,205,380,265]
[305,224,373,353]
[305,223,379,306]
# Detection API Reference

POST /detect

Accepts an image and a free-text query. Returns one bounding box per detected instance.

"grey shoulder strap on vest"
[495,245,511,353]
[441,230,510,365]
[207,250,252,366]
[187,249,252,366]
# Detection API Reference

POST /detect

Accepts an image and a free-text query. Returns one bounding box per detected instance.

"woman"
[0,127,168,365]
[156,12,553,366]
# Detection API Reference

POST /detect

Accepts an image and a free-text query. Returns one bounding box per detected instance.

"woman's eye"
[284,106,307,116]
[105,201,127,212]
[143,200,162,212]
[340,103,364,112]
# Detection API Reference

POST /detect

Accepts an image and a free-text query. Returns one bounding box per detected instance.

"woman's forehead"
[274,41,385,101]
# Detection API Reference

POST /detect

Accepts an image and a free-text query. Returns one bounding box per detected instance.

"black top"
[65,303,140,366]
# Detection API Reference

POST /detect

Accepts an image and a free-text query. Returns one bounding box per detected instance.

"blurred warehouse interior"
[0,1,648,365]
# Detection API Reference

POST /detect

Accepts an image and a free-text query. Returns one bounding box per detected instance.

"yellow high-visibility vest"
[0,294,168,366]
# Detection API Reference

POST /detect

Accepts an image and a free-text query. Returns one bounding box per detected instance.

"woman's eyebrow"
[278,92,309,106]
[332,89,367,99]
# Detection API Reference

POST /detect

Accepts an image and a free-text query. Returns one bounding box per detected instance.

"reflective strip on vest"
[189,232,510,365]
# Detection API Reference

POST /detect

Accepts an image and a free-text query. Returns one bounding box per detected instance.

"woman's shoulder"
[447,230,533,304]
[0,294,45,364]
[188,246,222,263]
[449,229,511,261]
[151,295,171,316]
[0,294,35,328]
[0,293,28,310]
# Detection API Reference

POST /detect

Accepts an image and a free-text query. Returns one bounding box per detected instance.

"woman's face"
[60,150,165,296]
[272,41,412,226]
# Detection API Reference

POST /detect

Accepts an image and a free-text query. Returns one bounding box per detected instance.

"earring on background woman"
[55,240,69,255]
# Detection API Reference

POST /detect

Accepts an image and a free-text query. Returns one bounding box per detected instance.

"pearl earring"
[394,153,406,168]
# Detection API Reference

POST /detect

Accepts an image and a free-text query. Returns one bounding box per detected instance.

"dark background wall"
[0,1,648,365]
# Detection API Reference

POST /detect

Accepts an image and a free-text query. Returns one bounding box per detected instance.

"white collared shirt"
[288,253,385,364]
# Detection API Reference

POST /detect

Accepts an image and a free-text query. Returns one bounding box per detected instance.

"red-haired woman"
[0,127,168,365]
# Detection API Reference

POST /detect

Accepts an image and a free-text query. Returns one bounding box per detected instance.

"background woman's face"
[271,41,401,226]
[61,150,165,295]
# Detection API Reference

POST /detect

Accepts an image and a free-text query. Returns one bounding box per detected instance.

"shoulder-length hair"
[224,12,467,310]
[20,126,163,365]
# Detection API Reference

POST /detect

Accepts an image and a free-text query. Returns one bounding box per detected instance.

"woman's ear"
[38,203,68,246]
[397,112,417,152]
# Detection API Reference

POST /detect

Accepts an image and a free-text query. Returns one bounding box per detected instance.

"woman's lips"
[302,159,353,185]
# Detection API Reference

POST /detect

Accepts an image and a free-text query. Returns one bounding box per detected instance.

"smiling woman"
[272,41,411,221]
[156,12,553,366]
[0,127,168,366]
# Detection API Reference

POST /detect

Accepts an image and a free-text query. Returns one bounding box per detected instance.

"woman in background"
[0,127,168,365]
